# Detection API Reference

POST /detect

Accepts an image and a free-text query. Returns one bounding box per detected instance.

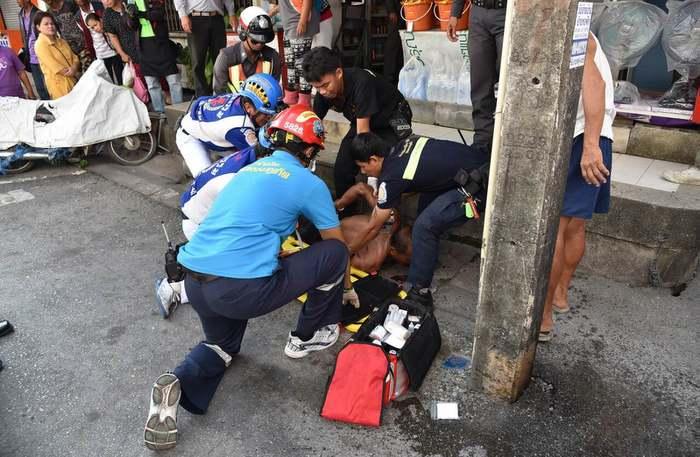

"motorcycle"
[0,132,156,175]
[0,60,155,175]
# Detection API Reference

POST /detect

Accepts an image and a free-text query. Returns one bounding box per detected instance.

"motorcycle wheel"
[108,132,156,166]
[1,158,35,175]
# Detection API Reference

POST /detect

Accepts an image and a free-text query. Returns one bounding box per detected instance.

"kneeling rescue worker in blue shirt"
[143,105,360,451]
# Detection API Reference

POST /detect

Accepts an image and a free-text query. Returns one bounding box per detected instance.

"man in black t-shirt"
[348,133,489,307]
[302,47,413,215]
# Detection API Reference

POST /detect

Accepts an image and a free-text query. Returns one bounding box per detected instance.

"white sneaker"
[155,278,180,319]
[663,167,700,186]
[284,324,340,359]
[144,373,181,450]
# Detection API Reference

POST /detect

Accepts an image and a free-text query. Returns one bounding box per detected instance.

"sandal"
[553,304,570,314]
[538,329,553,342]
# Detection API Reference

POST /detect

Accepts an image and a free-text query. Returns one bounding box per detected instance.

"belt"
[473,0,507,9]
[185,268,221,283]
[190,10,220,16]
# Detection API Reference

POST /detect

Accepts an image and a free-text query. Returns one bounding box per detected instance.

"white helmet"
[239,6,275,43]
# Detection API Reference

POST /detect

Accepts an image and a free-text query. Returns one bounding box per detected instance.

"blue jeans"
[30,63,49,100]
[145,73,183,113]
[408,189,471,289]
[173,239,348,415]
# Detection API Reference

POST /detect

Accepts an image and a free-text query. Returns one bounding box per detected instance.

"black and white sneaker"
[284,324,340,359]
[155,278,180,319]
[144,373,181,450]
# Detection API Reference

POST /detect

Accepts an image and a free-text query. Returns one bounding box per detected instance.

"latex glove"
[343,287,360,308]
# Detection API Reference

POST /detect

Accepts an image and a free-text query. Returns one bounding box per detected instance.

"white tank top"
[574,34,616,141]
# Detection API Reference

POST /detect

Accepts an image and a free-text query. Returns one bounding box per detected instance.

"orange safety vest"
[228,59,273,93]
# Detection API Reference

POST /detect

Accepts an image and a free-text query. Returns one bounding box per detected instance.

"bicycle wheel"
[108,132,156,166]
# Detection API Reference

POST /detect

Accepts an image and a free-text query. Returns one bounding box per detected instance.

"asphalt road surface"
[0,164,697,457]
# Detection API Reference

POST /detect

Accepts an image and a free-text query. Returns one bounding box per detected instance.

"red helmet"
[267,105,325,149]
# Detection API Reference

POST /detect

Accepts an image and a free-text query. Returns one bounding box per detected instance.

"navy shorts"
[561,134,613,220]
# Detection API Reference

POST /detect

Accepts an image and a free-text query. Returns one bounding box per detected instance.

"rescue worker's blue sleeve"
[301,177,340,231]
[225,127,257,151]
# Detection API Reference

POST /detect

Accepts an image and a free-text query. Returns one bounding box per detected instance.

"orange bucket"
[401,0,434,32]
[434,0,471,31]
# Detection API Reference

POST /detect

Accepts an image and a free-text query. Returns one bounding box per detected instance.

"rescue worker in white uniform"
[177,72,283,177]
[156,130,274,318]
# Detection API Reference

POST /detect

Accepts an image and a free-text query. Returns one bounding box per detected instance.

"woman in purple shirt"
[0,45,36,98]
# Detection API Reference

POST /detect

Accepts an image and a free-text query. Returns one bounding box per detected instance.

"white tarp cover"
[0,60,151,150]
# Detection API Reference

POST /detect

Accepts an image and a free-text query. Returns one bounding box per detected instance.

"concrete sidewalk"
[0,160,697,457]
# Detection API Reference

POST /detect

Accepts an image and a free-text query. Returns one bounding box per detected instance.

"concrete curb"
[85,160,185,211]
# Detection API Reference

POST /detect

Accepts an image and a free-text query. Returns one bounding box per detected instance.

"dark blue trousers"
[174,239,348,414]
[408,189,472,289]
[30,63,50,100]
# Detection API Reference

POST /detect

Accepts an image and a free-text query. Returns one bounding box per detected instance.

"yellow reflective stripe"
[229,60,272,93]
[228,65,242,93]
[402,137,428,180]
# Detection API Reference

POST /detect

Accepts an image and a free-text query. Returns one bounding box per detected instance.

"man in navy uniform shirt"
[348,133,489,308]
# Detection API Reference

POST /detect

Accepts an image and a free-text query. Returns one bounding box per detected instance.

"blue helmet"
[239,74,283,116]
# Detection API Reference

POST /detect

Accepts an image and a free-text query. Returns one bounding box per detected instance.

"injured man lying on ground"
[301,182,413,274]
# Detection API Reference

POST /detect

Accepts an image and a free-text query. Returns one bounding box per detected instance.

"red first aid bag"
[320,342,389,427]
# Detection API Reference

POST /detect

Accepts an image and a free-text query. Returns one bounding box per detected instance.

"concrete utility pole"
[471,0,591,401]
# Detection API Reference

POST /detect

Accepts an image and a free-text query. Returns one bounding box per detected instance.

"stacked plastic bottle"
[399,52,471,105]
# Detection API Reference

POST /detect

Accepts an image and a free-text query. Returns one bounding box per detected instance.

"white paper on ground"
[433,402,459,420]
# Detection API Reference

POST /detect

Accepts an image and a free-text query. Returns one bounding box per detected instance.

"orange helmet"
[268,105,325,149]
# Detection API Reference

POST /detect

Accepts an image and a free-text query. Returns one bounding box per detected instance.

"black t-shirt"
[313,68,406,131]
[103,7,139,62]
[50,0,85,55]
[377,136,489,210]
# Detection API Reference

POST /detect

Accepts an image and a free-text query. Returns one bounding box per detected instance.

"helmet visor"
[248,31,275,44]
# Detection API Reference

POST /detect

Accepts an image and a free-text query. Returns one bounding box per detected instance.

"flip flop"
[538,330,553,342]
[553,304,570,314]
